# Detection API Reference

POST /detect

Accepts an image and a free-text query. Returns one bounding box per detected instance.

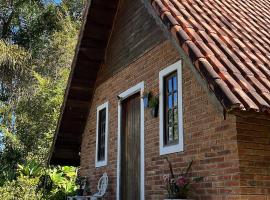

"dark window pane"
[163,71,179,146]
[98,108,106,161]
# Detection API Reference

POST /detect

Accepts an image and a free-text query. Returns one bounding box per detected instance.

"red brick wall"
[236,115,270,200]
[80,40,243,200]
[96,0,165,84]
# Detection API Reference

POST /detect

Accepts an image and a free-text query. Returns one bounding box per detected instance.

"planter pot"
[151,106,159,117]
[143,97,149,108]
[76,189,84,196]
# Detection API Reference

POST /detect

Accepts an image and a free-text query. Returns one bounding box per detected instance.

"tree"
[0,0,85,184]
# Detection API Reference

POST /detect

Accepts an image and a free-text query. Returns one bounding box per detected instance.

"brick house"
[49,0,270,199]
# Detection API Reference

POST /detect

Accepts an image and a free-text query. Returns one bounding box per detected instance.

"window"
[95,102,109,167]
[159,61,183,155]
[164,72,179,145]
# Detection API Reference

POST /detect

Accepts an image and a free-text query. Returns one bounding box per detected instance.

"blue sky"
[53,0,61,4]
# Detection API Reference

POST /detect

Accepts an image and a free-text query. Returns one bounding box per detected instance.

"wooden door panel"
[120,93,141,200]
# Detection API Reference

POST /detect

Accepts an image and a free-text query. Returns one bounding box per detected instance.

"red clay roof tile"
[151,0,270,113]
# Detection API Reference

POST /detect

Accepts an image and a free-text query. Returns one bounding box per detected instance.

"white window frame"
[95,102,109,168]
[159,60,184,155]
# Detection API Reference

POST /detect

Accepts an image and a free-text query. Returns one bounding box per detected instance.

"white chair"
[90,173,109,200]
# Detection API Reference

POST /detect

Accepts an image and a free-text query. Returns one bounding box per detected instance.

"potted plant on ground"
[75,176,87,196]
[163,158,203,200]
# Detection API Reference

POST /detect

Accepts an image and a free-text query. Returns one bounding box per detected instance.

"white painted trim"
[159,60,184,155]
[116,82,145,200]
[116,101,121,200]
[95,102,109,168]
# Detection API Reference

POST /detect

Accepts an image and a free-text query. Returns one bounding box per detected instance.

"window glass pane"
[168,109,173,126]
[173,76,177,91]
[169,126,173,142]
[168,78,173,92]
[174,92,178,106]
[174,108,178,123]
[174,125,179,141]
[168,95,173,109]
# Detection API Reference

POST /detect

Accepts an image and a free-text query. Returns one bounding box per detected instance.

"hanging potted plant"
[163,158,203,200]
[142,91,152,108]
[149,95,159,117]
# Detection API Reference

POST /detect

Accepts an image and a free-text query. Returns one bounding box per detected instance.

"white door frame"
[116,82,145,200]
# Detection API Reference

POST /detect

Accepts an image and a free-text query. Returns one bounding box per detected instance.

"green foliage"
[149,94,159,108]
[17,160,43,178]
[14,69,69,163]
[0,163,77,200]
[38,165,78,200]
[61,0,86,22]
[46,166,77,198]
[0,125,24,172]
[0,40,30,68]
[0,175,43,200]
[0,0,82,164]
[0,165,17,187]
[0,40,31,102]
[0,0,85,198]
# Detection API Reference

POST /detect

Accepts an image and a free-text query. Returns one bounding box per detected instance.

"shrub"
[0,161,77,200]
[0,175,42,200]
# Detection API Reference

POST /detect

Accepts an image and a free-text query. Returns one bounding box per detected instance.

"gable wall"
[80,39,242,199]
[96,0,166,84]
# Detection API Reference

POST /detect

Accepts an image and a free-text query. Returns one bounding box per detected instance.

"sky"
[53,0,61,4]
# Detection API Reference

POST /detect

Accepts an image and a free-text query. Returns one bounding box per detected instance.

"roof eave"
[48,0,120,166]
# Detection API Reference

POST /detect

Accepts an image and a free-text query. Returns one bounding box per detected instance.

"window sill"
[160,144,183,155]
[95,160,107,168]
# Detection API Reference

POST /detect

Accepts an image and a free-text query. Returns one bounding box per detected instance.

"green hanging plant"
[149,95,159,117]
